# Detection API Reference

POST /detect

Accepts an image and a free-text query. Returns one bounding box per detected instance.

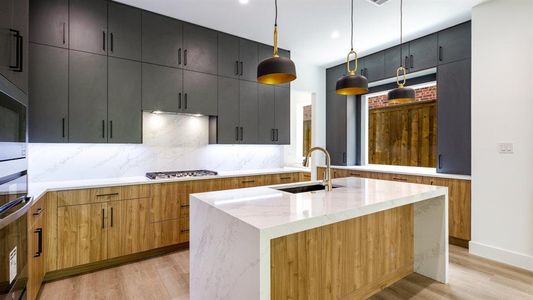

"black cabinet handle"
[62,118,66,138]
[392,177,408,182]
[109,120,113,139]
[364,68,368,77]
[9,29,22,72]
[343,152,346,163]
[34,228,42,257]
[102,120,105,138]
[410,55,414,68]
[184,49,188,66]
[110,207,114,227]
[404,56,409,69]
[178,48,182,65]
[349,173,362,177]
[110,32,114,52]
[235,61,239,75]
[271,128,275,141]
[102,208,105,229]
[62,22,66,45]
[181,229,190,233]
[184,93,188,109]
[178,92,182,109]
[240,61,243,76]
[180,204,190,208]
[235,126,239,141]
[240,127,244,141]
[360,68,364,76]
[102,31,106,51]
[438,154,442,169]
[33,208,44,216]
[275,129,279,141]
[241,180,255,184]
[96,192,119,197]
[439,46,443,61]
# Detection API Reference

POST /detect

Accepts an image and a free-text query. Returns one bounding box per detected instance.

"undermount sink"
[275,183,338,194]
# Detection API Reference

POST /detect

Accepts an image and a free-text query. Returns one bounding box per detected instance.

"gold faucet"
[303,147,333,191]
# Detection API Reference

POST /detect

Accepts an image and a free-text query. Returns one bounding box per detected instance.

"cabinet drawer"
[277,173,299,184]
[179,202,189,218]
[57,187,122,206]
[29,196,46,227]
[300,172,311,181]
[121,184,151,200]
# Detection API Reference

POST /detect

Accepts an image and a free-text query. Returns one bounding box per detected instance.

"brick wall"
[368,85,437,110]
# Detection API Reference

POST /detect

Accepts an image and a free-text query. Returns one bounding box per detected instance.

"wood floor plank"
[39,245,533,300]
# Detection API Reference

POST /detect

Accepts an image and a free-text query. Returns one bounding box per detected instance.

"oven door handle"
[0,196,32,230]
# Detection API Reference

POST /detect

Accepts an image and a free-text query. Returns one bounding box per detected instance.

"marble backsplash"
[28,113,283,182]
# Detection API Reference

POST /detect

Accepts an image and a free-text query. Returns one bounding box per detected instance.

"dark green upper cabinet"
[142,12,182,68]
[326,64,345,92]
[239,80,258,144]
[68,50,108,143]
[182,70,217,115]
[218,33,240,79]
[183,24,217,75]
[407,33,438,73]
[216,77,240,144]
[29,0,68,48]
[108,57,142,144]
[326,91,347,166]
[274,87,290,144]
[239,39,258,82]
[69,0,108,55]
[29,43,68,143]
[258,84,275,143]
[108,2,141,61]
[364,52,385,82]
[141,63,181,113]
[438,22,471,65]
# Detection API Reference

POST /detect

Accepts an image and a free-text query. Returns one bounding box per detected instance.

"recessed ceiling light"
[239,0,249,4]
[331,31,340,39]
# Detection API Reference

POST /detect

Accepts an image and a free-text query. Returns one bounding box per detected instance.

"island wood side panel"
[271,204,414,300]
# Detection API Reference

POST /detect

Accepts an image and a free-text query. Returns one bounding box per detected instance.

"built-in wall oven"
[1,82,29,300]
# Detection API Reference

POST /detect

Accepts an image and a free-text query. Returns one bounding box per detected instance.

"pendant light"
[335,0,368,96]
[257,0,297,85]
[388,0,415,103]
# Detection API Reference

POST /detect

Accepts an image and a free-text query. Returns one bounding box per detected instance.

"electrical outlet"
[498,143,514,154]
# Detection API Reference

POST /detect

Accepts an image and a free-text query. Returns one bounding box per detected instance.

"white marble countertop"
[191,177,448,239]
[28,167,310,202]
[319,164,471,180]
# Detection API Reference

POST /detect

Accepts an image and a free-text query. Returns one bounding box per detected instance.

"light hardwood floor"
[39,245,533,300]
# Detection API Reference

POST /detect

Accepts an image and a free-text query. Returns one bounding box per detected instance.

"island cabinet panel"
[271,204,414,300]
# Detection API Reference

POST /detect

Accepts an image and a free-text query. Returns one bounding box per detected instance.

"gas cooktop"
[146,170,218,180]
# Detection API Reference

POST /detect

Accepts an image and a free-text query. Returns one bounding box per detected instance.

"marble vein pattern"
[28,113,283,182]
[190,177,449,299]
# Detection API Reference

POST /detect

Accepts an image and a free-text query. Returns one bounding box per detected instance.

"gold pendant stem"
[273,25,279,57]
[346,49,358,75]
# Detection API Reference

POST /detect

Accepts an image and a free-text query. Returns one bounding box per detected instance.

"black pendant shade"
[336,73,368,95]
[387,85,415,103]
[257,55,297,85]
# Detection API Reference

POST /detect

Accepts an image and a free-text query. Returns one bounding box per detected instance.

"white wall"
[470,0,533,271]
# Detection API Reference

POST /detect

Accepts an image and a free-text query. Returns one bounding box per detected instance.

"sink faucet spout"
[303,147,333,191]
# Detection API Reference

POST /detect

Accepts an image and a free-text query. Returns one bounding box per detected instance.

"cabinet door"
[27,214,44,300]
[183,23,217,74]
[218,33,240,79]
[239,39,258,82]
[326,91,347,165]
[108,57,142,143]
[216,77,240,144]
[257,84,275,144]
[0,0,28,93]
[182,70,217,116]
[326,64,345,93]
[239,80,258,144]
[69,0,108,55]
[437,59,471,175]
[364,51,385,82]
[29,44,68,143]
[57,203,107,269]
[141,12,182,68]
[108,2,141,61]
[29,0,68,47]
[69,50,108,143]
[408,33,438,72]
[0,0,13,72]
[275,87,290,144]
[438,22,471,65]
[141,63,182,113]
[384,46,401,79]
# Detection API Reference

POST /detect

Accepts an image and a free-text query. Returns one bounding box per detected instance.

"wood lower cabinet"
[27,196,46,300]
[318,167,471,246]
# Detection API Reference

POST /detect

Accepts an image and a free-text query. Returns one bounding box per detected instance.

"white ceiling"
[116,0,485,67]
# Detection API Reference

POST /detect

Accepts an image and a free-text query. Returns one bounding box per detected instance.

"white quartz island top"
[190,177,449,300]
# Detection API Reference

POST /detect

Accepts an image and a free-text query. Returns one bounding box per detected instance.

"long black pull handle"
[110,32,114,52]
[404,56,409,69]
[275,129,279,142]
[235,126,239,141]
[102,31,106,51]
[271,129,275,141]
[102,208,105,229]
[439,46,443,61]
[9,29,22,72]
[110,207,114,227]
[18,34,23,72]
[240,61,243,76]
[178,92,182,109]
[365,68,368,77]
[184,49,188,66]
[34,228,43,257]
[178,48,181,65]
[240,127,243,141]
[343,152,347,163]
[109,120,113,139]
[438,154,442,169]
[235,61,239,75]
[410,55,414,69]
[184,93,188,109]
[102,120,105,139]
[62,23,66,45]
[62,118,66,138]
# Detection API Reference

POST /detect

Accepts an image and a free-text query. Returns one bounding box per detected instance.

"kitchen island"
[190,177,449,299]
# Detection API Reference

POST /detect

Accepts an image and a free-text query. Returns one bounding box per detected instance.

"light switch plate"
[498,143,514,154]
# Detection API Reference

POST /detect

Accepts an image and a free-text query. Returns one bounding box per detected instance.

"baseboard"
[449,237,469,248]
[469,241,533,272]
